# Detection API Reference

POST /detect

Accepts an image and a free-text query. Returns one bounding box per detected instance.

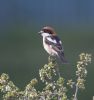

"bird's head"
[38,26,56,37]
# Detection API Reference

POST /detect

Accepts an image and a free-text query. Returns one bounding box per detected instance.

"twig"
[73,84,78,100]
[56,65,61,78]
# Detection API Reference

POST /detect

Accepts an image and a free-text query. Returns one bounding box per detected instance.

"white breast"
[43,38,57,56]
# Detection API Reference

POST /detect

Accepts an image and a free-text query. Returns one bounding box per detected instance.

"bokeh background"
[0,0,94,100]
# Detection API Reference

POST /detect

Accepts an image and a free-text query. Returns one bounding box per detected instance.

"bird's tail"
[58,52,68,64]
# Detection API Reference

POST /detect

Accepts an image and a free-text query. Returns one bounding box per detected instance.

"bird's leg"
[48,56,56,63]
[48,56,52,63]
[55,64,61,78]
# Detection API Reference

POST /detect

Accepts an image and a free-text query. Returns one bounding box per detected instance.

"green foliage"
[0,53,91,100]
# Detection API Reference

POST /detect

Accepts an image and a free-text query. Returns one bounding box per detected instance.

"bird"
[38,26,67,64]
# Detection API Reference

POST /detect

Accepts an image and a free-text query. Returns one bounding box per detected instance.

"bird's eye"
[43,29,48,33]
[42,28,53,35]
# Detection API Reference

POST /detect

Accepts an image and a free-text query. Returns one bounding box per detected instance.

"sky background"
[0,0,94,100]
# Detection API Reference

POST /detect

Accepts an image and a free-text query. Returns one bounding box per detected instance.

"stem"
[74,84,78,100]
[40,96,46,100]
[58,96,62,100]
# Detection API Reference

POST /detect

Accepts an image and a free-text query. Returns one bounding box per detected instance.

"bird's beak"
[38,30,43,35]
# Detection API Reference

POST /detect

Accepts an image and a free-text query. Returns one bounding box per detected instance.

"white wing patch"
[59,40,62,44]
[47,37,57,44]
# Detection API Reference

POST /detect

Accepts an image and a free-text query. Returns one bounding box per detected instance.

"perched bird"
[38,26,67,64]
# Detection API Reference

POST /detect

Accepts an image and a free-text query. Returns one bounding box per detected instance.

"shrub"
[0,53,91,100]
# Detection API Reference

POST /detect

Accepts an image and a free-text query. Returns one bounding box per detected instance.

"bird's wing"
[45,36,64,52]
[45,36,68,63]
